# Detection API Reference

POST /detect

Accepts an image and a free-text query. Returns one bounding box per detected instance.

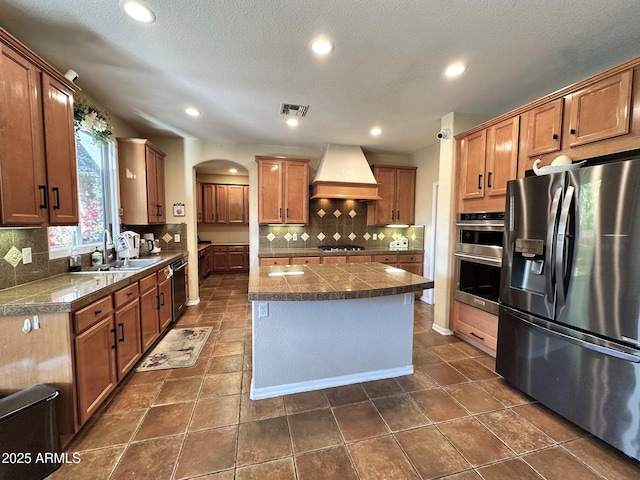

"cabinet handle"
[127,291,133,296]
[470,331,485,341]
[156,294,161,310]
[39,185,47,209]
[94,309,102,315]
[111,328,117,349]
[160,292,165,306]
[279,207,282,218]
[570,128,576,134]
[397,210,400,220]
[52,187,60,210]
[552,133,559,140]
[286,208,289,218]
[118,323,125,342]
[487,172,493,188]
[477,174,483,190]
[157,204,163,217]
[391,210,395,220]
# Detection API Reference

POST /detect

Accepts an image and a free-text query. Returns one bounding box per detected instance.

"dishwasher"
[171,257,188,322]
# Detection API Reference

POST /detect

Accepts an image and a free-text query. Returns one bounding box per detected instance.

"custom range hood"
[310,144,381,200]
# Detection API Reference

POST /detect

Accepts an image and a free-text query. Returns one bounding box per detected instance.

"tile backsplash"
[258,199,424,251]
[0,224,187,290]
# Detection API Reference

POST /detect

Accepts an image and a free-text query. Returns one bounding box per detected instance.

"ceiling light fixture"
[370,127,382,136]
[185,107,201,117]
[286,118,300,127]
[311,38,334,55]
[229,168,238,174]
[445,63,467,77]
[119,0,156,23]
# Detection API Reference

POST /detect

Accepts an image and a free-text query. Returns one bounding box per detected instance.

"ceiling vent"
[280,103,309,117]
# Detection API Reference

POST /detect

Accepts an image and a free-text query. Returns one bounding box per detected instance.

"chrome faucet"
[102,230,113,265]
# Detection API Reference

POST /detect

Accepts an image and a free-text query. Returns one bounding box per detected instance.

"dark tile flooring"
[49,272,640,479]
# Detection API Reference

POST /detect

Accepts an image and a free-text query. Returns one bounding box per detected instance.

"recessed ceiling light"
[370,127,382,136]
[185,107,201,117]
[229,168,238,174]
[119,0,156,23]
[311,38,334,55]
[286,118,300,127]
[445,63,467,77]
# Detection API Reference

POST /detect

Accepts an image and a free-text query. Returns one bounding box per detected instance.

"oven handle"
[172,260,188,271]
[454,252,502,267]
[456,222,504,230]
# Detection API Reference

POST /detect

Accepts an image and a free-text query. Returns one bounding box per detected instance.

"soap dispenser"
[69,247,81,272]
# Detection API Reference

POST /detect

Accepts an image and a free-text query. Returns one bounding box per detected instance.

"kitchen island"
[248,262,433,399]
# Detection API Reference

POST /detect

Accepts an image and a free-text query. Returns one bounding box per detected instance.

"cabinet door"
[486,116,519,197]
[213,246,228,271]
[155,152,166,223]
[370,166,396,225]
[459,130,487,200]
[227,185,245,223]
[145,147,159,223]
[243,185,249,224]
[394,168,416,225]
[525,98,563,157]
[215,185,229,223]
[0,44,48,225]
[139,285,160,351]
[568,70,633,147]
[42,74,78,225]
[202,183,216,223]
[196,179,203,223]
[75,315,117,424]
[158,275,173,331]
[114,298,142,380]
[258,159,283,223]
[282,161,309,224]
[228,246,248,270]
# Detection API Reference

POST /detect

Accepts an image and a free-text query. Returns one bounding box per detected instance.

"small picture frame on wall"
[173,203,185,216]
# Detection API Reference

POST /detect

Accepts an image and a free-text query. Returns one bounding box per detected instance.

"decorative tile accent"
[4,246,22,267]
[349,209,357,218]
[348,232,356,241]
[333,209,342,218]
[317,209,326,217]
[392,232,399,240]
[333,232,342,241]
[378,233,385,240]
[162,233,173,243]
[363,232,371,241]
[317,232,326,241]
[284,232,293,242]
[301,232,309,241]
[410,233,417,241]
[267,233,276,242]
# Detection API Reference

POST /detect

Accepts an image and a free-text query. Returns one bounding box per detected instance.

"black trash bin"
[0,384,61,480]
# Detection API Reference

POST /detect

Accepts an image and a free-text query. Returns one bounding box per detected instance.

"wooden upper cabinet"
[257,157,309,224]
[0,36,78,226]
[486,116,519,197]
[567,69,633,148]
[202,183,216,223]
[367,165,417,225]
[201,183,247,224]
[459,130,487,200]
[226,185,245,223]
[215,184,229,223]
[117,138,166,224]
[525,98,563,157]
[243,185,249,224]
[195,179,203,223]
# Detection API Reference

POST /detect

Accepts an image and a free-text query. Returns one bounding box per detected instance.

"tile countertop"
[248,262,433,301]
[0,252,186,316]
[258,247,424,258]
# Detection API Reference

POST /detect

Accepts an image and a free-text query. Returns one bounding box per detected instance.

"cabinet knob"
[552,133,559,140]
[570,128,576,134]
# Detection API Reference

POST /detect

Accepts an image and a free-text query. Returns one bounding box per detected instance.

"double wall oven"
[454,212,504,315]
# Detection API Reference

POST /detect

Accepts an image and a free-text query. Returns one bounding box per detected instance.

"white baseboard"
[250,365,414,400]
[432,324,454,336]
[186,299,200,306]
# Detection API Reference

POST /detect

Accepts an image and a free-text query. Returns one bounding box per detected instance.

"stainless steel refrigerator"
[497,158,640,460]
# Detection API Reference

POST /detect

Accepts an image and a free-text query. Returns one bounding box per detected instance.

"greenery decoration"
[73,93,113,144]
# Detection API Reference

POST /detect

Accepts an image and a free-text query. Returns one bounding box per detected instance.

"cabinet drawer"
[74,296,113,333]
[213,246,227,252]
[347,255,373,263]
[158,266,172,281]
[259,257,290,266]
[398,254,423,263]
[374,254,399,265]
[228,246,246,252]
[292,256,321,265]
[139,273,157,292]
[322,256,347,264]
[114,283,140,309]
[455,319,497,351]
[455,301,498,337]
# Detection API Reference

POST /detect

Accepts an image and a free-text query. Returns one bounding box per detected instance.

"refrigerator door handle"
[545,188,563,301]
[555,185,574,308]
[508,308,640,364]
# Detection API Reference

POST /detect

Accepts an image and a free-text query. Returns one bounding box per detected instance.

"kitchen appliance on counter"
[115,231,140,260]
[454,212,504,315]
[497,158,640,460]
[317,245,364,252]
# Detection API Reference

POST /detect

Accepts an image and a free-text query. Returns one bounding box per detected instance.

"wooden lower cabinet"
[451,300,498,354]
[228,246,248,270]
[398,253,424,275]
[347,255,373,263]
[321,256,347,264]
[139,273,160,351]
[213,246,228,271]
[114,297,142,379]
[373,254,399,266]
[259,257,290,266]
[292,256,321,265]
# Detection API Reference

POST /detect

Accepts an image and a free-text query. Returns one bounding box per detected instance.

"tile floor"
[49,272,640,480]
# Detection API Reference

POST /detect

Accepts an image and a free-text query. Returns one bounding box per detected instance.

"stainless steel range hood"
[310,144,381,200]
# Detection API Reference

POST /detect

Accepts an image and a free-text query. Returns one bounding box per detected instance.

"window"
[48,131,120,258]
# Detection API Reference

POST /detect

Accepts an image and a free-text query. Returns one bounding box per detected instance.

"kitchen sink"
[71,257,162,274]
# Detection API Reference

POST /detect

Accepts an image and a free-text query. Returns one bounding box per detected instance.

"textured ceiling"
[1,0,640,155]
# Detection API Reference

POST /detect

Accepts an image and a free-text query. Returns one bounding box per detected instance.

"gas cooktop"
[317,245,365,252]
